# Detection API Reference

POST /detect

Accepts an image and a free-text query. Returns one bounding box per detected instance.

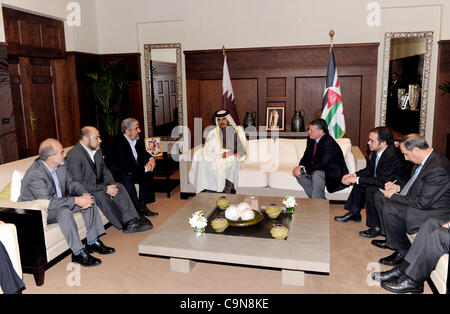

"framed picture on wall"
[266,105,286,131]
[145,137,163,157]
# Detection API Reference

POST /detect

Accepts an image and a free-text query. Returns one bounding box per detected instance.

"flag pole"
[329,29,335,53]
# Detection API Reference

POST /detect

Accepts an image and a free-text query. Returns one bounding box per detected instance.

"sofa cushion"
[268,164,305,191]
[238,164,269,188]
[245,138,274,164]
[10,170,25,202]
[274,139,301,165]
[336,138,352,155]
[0,182,11,201]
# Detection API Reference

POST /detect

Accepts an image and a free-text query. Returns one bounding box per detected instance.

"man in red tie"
[292,119,348,199]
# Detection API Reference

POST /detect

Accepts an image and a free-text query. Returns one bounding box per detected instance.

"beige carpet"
[21,187,432,294]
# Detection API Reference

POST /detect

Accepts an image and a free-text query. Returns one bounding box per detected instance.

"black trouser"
[345,184,380,227]
[116,172,155,214]
[0,241,25,294]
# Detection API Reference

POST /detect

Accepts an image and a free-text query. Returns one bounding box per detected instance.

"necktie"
[374,153,380,177]
[311,141,318,165]
[400,164,423,196]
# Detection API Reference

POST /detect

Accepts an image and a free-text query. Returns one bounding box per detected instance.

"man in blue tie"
[374,134,450,267]
[335,127,403,239]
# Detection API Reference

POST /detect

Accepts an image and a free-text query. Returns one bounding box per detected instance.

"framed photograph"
[145,137,163,157]
[266,105,286,131]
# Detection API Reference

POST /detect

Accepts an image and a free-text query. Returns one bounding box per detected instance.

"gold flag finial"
[222,45,226,56]
[329,29,335,52]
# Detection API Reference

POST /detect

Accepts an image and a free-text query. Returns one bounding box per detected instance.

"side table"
[153,152,180,198]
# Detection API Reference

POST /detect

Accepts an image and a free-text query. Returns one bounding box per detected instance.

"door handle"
[30,112,38,131]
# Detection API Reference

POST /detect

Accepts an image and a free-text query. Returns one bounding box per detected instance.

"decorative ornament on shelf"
[282,194,297,214]
[188,210,208,234]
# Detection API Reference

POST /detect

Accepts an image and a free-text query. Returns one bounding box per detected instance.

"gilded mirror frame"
[380,31,433,136]
[144,43,183,141]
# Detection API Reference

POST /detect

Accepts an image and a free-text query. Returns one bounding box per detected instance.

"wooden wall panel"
[0,43,19,164]
[185,43,378,153]
[433,40,450,157]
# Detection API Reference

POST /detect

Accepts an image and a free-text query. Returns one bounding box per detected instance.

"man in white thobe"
[192,109,247,194]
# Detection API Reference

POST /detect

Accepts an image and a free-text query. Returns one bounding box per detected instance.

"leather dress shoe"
[379,251,405,266]
[381,275,424,294]
[85,239,116,255]
[371,266,402,282]
[72,249,102,267]
[141,208,159,217]
[359,227,382,238]
[371,239,388,249]
[334,212,361,223]
[123,218,153,234]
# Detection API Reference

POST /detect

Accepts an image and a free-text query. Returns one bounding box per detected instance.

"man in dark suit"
[66,126,153,234]
[293,118,348,199]
[18,139,115,267]
[375,134,450,267]
[105,118,158,217]
[335,127,403,238]
[371,217,450,294]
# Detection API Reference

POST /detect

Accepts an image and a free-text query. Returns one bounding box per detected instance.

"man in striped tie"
[373,134,450,268]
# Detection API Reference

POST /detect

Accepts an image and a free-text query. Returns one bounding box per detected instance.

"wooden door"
[9,57,58,156]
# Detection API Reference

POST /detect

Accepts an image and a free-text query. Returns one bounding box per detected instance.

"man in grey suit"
[374,134,450,267]
[18,139,115,267]
[65,126,152,234]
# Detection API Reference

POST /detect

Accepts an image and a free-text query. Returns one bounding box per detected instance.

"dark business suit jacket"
[356,144,403,188]
[390,150,450,232]
[66,143,116,193]
[106,135,152,178]
[18,159,86,213]
[66,143,139,229]
[299,133,348,193]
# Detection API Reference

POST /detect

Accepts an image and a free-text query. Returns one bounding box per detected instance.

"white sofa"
[0,223,22,294]
[0,148,109,286]
[180,137,367,200]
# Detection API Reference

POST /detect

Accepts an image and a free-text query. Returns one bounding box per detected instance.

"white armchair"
[0,222,22,294]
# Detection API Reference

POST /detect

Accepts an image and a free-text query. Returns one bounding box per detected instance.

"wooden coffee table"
[138,193,330,286]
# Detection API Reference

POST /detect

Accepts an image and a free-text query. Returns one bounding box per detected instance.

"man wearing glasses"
[19,139,115,267]
[335,127,403,239]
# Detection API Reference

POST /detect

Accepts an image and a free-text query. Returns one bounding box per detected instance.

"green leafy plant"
[87,60,133,136]
[439,80,450,95]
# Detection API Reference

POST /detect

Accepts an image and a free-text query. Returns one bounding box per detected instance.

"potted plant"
[439,80,450,95]
[87,59,133,136]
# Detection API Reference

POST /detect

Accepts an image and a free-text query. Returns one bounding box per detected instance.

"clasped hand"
[76,194,95,210]
[106,185,119,198]
[341,174,357,185]
[145,158,156,172]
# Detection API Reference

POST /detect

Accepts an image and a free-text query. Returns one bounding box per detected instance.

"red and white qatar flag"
[222,56,240,125]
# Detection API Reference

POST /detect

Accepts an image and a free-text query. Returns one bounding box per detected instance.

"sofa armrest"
[352,146,367,172]
[0,223,22,282]
[179,145,202,193]
[0,200,49,231]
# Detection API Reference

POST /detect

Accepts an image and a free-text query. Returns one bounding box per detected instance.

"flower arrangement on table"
[282,194,297,214]
[188,210,208,234]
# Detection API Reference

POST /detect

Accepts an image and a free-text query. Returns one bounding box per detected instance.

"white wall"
[2,0,449,143]
[94,0,450,144]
